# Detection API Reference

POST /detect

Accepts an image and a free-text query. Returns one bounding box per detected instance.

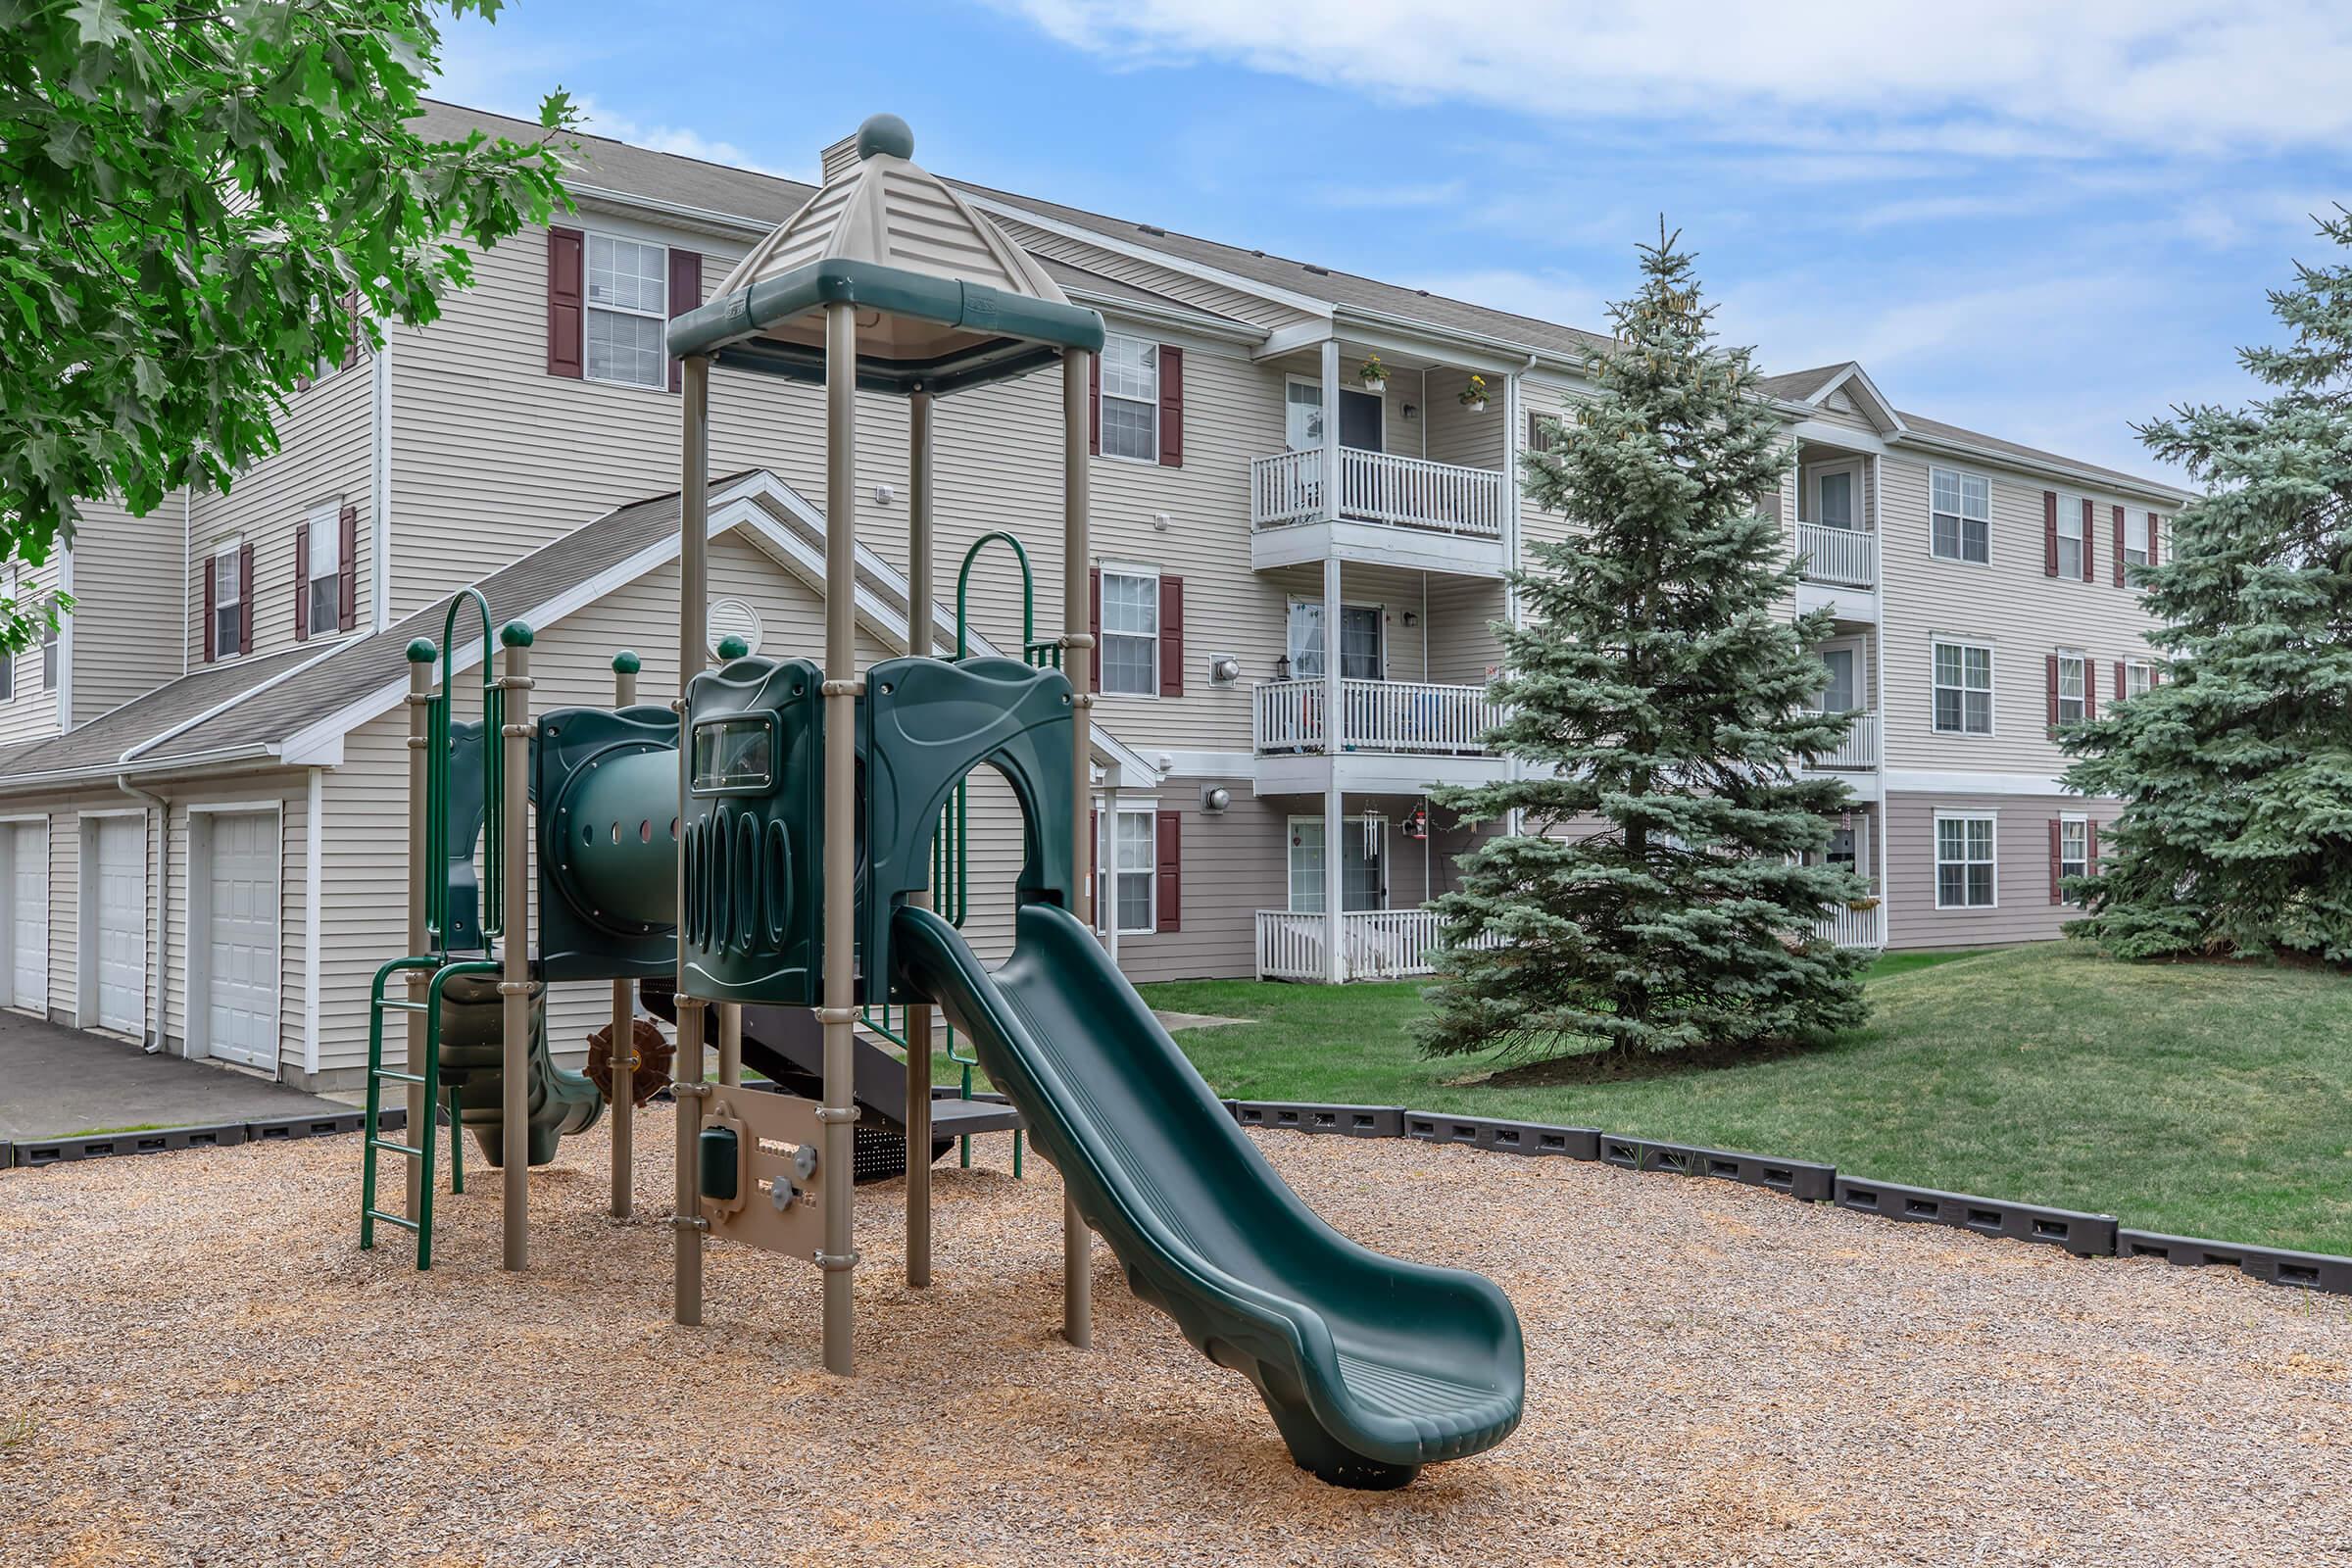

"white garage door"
[94,815,145,1036]
[9,823,45,1013]
[204,811,278,1070]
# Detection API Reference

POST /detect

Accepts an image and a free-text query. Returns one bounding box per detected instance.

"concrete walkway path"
[0,1008,344,1140]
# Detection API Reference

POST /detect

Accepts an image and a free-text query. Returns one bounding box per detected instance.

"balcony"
[1801,709,1879,771]
[1250,448,1509,576]
[1255,907,1502,982]
[1251,677,1509,795]
[1793,522,1879,622]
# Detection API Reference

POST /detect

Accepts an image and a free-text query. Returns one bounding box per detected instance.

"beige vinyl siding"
[1885,791,2119,949]
[187,352,376,664]
[1518,374,1584,553]
[0,558,66,747]
[1879,449,2167,777]
[67,495,187,722]
[1107,783,1283,984]
[1422,369,1505,473]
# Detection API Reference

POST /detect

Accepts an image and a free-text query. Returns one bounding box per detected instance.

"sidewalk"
[0,1009,346,1141]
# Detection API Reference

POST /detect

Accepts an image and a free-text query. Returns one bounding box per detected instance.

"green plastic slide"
[436,970,604,1167]
[892,901,1524,1488]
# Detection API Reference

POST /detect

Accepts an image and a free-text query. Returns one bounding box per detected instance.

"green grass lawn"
[1133,945,2352,1255]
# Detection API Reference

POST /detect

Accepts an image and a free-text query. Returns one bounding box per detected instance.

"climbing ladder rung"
[373,1068,427,1086]
[368,1138,426,1158]
[364,1207,420,1233]
[379,1000,430,1013]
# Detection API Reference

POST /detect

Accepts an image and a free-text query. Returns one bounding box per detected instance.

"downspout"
[370,312,394,631]
[181,488,192,674]
[1872,452,1890,945]
[1503,352,1535,839]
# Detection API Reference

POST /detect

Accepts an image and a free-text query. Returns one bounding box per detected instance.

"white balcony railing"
[1256,908,1499,982]
[1801,709,1879,770]
[1250,447,1506,539]
[1794,522,1877,589]
[1252,678,1504,757]
[1812,900,1886,950]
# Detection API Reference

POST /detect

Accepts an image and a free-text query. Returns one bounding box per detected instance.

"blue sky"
[437,1,2352,480]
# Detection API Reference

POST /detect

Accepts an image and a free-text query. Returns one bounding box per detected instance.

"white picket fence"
[1251,678,1503,756]
[1795,522,1878,589]
[1802,709,1880,769]
[1256,907,1485,981]
[1812,901,1886,949]
[1250,447,1506,538]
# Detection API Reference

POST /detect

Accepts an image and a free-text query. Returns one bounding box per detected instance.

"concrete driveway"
[0,1008,345,1141]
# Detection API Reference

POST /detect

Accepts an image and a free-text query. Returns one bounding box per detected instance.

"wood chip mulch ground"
[1,1115,2346,1566]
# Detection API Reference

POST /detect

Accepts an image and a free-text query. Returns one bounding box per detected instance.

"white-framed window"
[2125,511,2152,567]
[2125,659,2154,699]
[2058,814,2088,890]
[1099,334,1158,462]
[1931,466,1990,564]
[1108,808,1155,935]
[1099,566,1159,696]
[2056,651,2086,724]
[584,233,668,389]
[306,501,340,636]
[1286,376,1325,452]
[1936,813,1997,909]
[212,546,241,659]
[1287,814,1388,913]
[1932,639,1994,735]
[2055,496,2084,579]
[40,620,57,691]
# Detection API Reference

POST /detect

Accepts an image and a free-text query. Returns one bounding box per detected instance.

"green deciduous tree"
[0,0,577,651]
[1418,228,1870,1063]
[2063,209,2352,962]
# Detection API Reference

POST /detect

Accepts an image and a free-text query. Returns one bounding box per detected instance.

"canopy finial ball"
[856,114,914,162]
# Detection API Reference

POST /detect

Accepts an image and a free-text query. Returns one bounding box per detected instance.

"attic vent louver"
[1302,264,1328,275]
[1139,223,1164,235]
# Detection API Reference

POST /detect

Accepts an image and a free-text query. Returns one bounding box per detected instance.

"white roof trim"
[1808,363,1908,436]
[961,192,1336,320]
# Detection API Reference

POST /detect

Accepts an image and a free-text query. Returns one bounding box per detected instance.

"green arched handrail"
[955,530,1035,661]
[425,587,505,950]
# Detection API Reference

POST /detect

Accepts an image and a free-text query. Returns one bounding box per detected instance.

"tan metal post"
[905,387,936,1289]
[717,1003,742,1088]
[498,624,534,1272]
[674,353,711,1325]
[818,301,859,1375]
[609,650,640,1219]
[1062,347,1094,1349]
[404,648,434,1220]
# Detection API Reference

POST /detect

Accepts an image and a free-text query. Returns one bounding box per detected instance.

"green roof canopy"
[666,115,1103,398]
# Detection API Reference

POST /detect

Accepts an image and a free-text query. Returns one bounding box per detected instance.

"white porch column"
[1322,553,1344,983]
[1319,337,1342,526]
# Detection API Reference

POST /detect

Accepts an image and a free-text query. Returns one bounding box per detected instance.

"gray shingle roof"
[1754,363,1855,401]
[0,645,322,784]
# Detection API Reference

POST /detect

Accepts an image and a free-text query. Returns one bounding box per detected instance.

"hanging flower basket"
[1459,372,1489,413]
[1356,355,1388,394]
[1845,895,1882,912]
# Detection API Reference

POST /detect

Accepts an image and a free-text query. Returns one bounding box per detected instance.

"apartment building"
[0,104,2191,1088]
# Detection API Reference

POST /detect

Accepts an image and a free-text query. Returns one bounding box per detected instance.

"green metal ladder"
[360,590,506,1268]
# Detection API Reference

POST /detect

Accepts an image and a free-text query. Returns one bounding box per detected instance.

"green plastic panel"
[440,719,489,953]
[534,703,681,983]
[860,655,1075,1004]
[679,655,825,1005]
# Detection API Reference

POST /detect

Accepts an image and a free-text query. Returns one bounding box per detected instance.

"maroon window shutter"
[1159,573,1184,697]
[2111,506,2126,586]
[237,541,255,655]
[2045,654,2059,727]
[2147,512,2161,566]
[2084,660,2098,720]
[292,522,310,642]
[2049,819,2063,905]
[1088,565,1102,693]
[1157,345,1183,466]
[338,503,359,631]
[666,248,702,394]
[202,559,216,662]
[1087,808,1100,924]
[2081,498,2096,582]
[1154,809,1182,932]
[2086,819,2100,874]
[2115,661,2126,701]
[2042,491,2059,576]
[547,226,584,378]
[1088,352,1101,456]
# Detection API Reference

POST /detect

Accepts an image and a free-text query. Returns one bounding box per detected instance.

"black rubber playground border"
[9,1095,2344,1298]
[1226,1099,2351,1298]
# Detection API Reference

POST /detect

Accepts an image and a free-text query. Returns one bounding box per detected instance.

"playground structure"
[355,116,1524,1488]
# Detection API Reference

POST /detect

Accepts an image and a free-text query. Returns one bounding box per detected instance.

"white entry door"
[93,816,145,1036]
[9,823,46,1013]
[203,811,279,1069]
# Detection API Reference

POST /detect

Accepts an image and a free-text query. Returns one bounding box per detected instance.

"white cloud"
[571,97,806,180]
[994,0,2352,155]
